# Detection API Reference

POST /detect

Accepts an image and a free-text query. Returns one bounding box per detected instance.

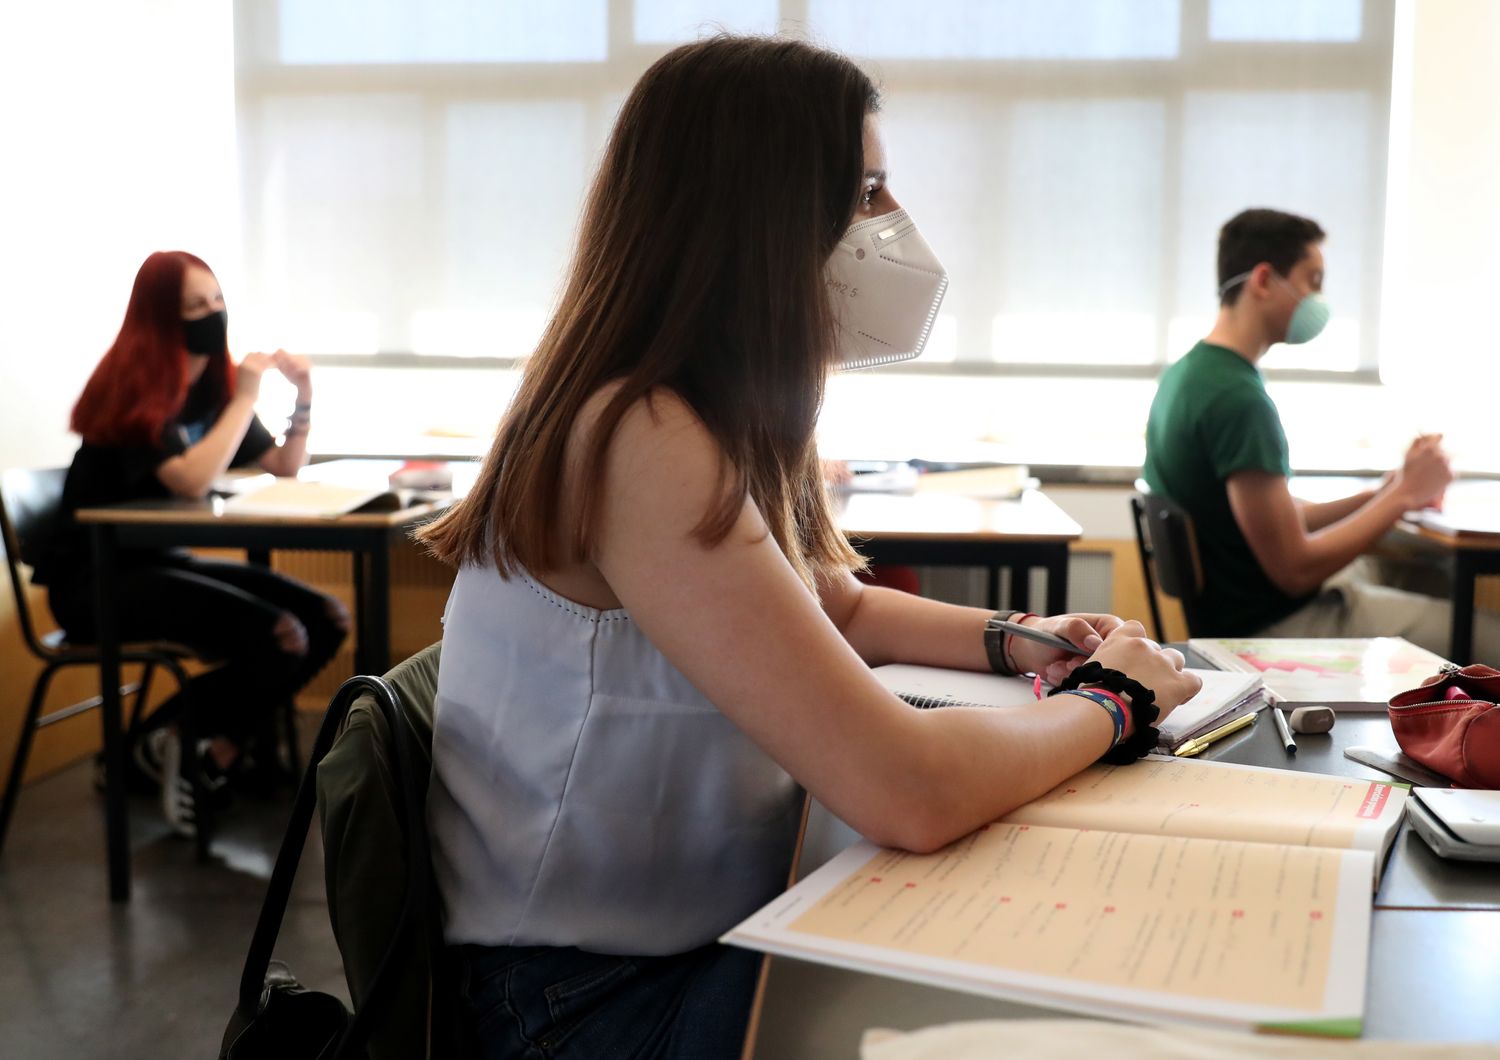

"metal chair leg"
[1130,496,1168,643]
[125,662,157,740]
[281,699,303,782]
[0,664,61,855]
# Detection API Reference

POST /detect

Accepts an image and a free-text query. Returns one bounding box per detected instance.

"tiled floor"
[0,744,346,1059]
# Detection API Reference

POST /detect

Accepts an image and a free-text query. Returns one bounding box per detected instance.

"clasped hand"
[235,349,313,402]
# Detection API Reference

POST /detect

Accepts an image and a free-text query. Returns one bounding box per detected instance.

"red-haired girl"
[35,251,349,836]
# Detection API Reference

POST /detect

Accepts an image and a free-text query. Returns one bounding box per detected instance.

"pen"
[1173,710,1259,758]
[986,619,1087,657]
[1271,706,1297,755]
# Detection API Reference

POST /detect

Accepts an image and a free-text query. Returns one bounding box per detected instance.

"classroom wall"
[1380,0,1500,397]
[0,0,239,782]
[0,0,239,474]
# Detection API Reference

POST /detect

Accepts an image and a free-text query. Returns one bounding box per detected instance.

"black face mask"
[181,310,228,357]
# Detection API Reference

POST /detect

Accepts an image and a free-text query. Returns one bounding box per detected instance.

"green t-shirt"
[1143,341,1312,635]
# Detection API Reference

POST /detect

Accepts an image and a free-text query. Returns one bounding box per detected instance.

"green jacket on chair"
[317,641,465,1059]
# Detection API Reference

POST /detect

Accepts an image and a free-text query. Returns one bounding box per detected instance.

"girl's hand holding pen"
[999,616,1200,719]
[1002,612,1118,688]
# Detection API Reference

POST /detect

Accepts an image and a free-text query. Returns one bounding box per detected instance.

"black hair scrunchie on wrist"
[1049,661,1161,764]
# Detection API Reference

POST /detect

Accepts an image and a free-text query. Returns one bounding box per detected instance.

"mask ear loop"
[1219,268,1306,301]
[1217,270,1254,298]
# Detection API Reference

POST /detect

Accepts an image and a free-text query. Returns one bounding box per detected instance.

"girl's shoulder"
[569,383,716,468]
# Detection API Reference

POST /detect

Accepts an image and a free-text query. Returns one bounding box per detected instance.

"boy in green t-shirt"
[1144,208,1462,652]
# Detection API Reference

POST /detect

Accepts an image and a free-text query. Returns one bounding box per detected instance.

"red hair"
[71,251,235,446]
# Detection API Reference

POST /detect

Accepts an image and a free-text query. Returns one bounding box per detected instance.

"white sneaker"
[158,732,196,839]
[132,727,169,788]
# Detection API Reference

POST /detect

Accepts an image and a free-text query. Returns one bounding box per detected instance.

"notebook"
[1188,637,1449,709]
[724,756,1407,1036]
[873,665,1267,754]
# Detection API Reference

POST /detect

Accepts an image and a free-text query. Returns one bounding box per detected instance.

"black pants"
[49,553,347,742]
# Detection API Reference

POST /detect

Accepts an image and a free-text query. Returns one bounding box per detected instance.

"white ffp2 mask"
[826,209,948,370]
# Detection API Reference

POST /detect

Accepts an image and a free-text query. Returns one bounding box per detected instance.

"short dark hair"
[1217,208,1326,306]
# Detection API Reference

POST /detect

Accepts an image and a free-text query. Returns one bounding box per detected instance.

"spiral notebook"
[873,664,1267,753]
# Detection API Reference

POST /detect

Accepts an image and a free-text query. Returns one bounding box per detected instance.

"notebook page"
[724,824,1371,1034]
[1003,756,1406,866]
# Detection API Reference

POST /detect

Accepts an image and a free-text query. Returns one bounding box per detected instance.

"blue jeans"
[455,941,761,1059]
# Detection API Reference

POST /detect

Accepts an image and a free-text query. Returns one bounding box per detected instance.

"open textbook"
[873,664,1267,755]
[725,756,1408,1037]
[1188,638,1449,708]
[218,478,400,518]
[913,465,1035,499]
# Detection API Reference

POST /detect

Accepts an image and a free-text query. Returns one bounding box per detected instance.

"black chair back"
[0,468,68,657]
[1131,484,1208,638]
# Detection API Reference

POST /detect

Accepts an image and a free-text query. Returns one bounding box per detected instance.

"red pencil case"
[1388,664,1500,789]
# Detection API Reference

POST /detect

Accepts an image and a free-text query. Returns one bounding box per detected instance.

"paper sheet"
[1189,638,1448,707]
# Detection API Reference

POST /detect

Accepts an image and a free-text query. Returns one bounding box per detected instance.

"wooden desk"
[836,490,1082,613]
[1295,476,1500,665]
[75,496,444,902]
[1396,519,1500,665]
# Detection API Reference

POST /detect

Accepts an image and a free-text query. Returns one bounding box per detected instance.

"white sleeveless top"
[428,563,803,955]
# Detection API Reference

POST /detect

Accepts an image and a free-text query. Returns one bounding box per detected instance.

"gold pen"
[1172,709,1260,758]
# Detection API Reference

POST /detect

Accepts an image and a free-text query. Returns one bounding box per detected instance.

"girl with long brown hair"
[421,36,1199,1057]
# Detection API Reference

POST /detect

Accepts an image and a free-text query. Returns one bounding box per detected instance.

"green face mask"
[1280,286,1330,345]
[1218,270,1330,345]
